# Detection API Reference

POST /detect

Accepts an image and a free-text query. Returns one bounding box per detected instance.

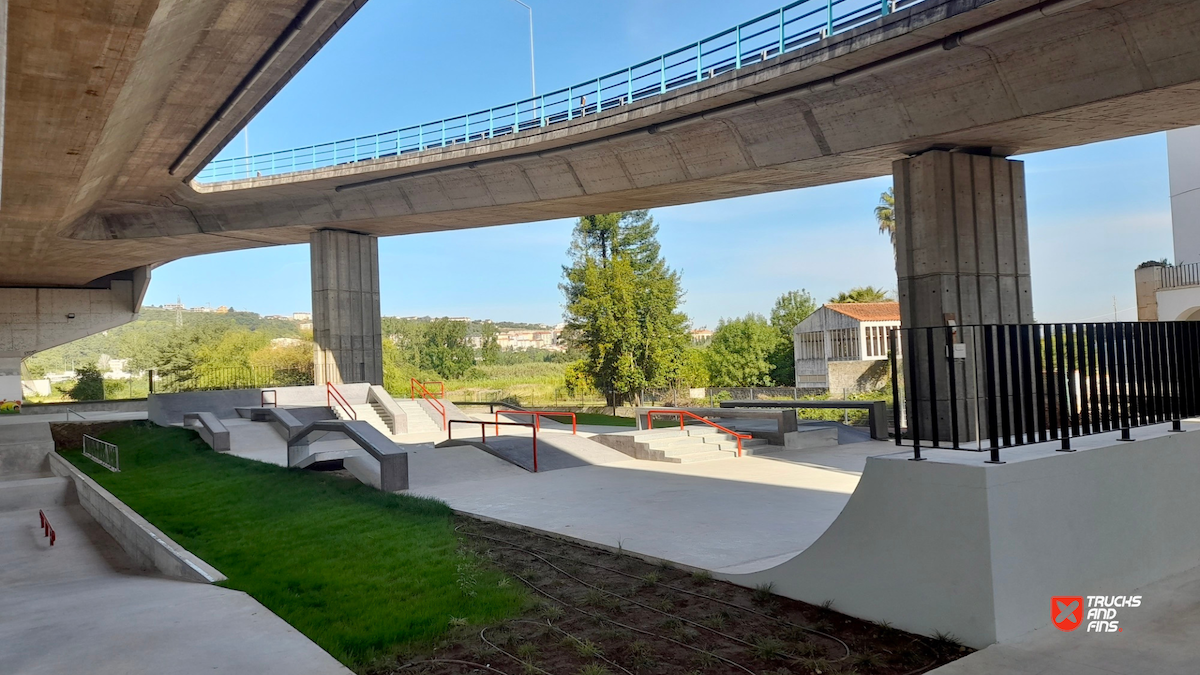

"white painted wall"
[1168,127,1200,265]
[720,431,1200,648]
[1153,286,1200,321]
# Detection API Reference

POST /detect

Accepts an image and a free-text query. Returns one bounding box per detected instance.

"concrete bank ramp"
[440,431,629,473]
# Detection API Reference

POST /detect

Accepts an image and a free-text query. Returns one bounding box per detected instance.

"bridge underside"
[30,0,1200,288]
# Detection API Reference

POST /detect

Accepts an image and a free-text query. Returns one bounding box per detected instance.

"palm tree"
[875,187,895,245]
[829,286,892,303]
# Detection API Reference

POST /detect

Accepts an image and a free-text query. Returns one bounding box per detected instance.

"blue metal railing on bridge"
[196,0,923,183]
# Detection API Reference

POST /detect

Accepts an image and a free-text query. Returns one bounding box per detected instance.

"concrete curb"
[49,452,226,584]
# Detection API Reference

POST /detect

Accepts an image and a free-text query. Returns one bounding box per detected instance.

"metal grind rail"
[196,0,925,182]
[448,419,539,472]
[39,510,56,546]
[493,409,577,435]
[326,382,357,420]
[890,321,1200,463]
[411,378,446,430]
[646,409,753,456]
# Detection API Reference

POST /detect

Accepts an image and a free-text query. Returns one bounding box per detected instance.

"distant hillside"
[25,308,302,376]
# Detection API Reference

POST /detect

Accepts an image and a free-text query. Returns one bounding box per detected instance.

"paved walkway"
[929,561,1200,675]
[0,492,351,674]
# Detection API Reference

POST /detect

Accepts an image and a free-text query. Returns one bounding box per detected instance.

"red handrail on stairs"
[326,383,357,420]
[646,409,753,457]
[411,378,446,431]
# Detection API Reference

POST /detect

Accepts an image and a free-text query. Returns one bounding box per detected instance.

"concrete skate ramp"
[717,424,1200,649]
[441,432,630,473]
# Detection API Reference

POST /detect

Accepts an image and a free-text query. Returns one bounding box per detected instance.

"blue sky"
[148,0,1174,327]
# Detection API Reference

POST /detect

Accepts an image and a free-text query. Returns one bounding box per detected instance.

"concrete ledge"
[182,412,230,452]
[722,399,889,440]
[235,406,305,442]
[635,406,797,444]
[288,420,408,491]
[48,452,226,583]
[367,385,405,434]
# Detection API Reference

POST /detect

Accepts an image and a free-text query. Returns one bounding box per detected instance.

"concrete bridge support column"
[894,150,1034,442]
[310,229,383,386]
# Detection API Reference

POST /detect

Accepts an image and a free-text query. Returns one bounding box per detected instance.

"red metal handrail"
[411,378,446,431]
[448,419,539,472]
[326,383,357,420]
[646,409,753,457]
[412,380,445,399]
[261,389,277,408]
[494,410,577,435]
[39,510,56,546]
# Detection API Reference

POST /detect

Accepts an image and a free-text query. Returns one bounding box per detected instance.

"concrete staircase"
[627,427,770,463]
[396,399,441,434]
[336,398,442,436]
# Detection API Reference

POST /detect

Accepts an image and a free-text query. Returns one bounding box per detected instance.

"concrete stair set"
[333,398,442,436]
[628,427,770,463]
[394,400,442,434]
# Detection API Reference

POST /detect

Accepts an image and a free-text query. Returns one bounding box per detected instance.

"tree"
[706,315,780,387]
[479,322,500,365]
[829,286,891,303]
[69,364,105,401]
[420,318,475,379]
[561,210,690,405]
[768,289,817,386]
[876,186,895,246]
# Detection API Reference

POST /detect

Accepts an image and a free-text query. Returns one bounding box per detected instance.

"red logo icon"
[1052,596,1084,631]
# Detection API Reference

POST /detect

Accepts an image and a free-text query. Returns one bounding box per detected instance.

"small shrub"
[572,638,603,659]
[752,582,776,604]
[751,636,786,660]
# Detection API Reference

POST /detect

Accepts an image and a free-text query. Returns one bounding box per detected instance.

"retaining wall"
[49,453,225,583]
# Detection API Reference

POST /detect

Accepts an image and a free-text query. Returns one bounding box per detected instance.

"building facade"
[1135,126,1200,321]
[792,303,900,392]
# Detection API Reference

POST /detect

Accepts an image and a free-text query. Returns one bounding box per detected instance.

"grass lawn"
[572,412,636,427]
[63,424,524,670]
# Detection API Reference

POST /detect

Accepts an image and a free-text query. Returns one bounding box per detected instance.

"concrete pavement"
[414,440,880,573]
[0,481,351,675]
[928,562,1200,675]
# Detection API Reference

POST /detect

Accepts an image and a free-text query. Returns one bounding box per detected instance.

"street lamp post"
[507,0,536,98]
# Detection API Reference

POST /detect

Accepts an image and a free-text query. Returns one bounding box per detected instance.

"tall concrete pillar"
[310,229,383,386]
[894,150,1034,442]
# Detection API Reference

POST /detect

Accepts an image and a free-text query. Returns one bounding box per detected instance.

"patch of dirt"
[370,517,972,675]
[50,421,140,451]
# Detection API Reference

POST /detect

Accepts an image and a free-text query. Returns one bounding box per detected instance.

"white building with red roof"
[792,302,901,392]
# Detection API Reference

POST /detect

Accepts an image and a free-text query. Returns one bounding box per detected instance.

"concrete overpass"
[4,0,1200,396]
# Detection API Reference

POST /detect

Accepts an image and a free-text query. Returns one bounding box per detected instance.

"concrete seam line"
[333,0,1082,193]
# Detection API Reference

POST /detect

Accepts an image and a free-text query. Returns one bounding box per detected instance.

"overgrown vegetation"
[62,425,524,669]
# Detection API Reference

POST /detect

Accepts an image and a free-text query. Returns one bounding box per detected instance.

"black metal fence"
[890,322,1200,462]
[150,366,314,393]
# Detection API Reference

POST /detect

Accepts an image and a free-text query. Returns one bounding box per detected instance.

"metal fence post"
[826,0,834,35]
[736,24,742,69]
[779,8,786,55]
